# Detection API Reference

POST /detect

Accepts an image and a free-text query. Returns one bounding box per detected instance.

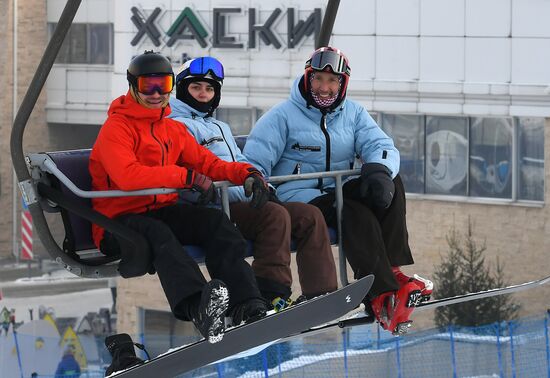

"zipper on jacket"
[211,120,236,161]
[318,114,331,189]
[150,123,165,166]
[292,162,302,175]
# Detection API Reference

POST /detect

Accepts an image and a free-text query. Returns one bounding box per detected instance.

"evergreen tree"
[434,219,520,328]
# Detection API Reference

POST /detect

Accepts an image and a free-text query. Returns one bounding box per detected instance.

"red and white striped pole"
[20,200,33,261]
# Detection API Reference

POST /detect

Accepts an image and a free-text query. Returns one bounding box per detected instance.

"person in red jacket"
[90,52,270,360]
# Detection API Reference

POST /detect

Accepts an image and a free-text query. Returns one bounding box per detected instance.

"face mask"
[309,73,342,109]
[179,77,221,115]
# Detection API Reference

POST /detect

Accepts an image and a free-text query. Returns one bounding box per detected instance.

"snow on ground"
[9,268,107,285]
[0,288,112,323]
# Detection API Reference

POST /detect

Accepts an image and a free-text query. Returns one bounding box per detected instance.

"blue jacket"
[243,76,400,203]
[55,354,81,377]
[168,98,249,203]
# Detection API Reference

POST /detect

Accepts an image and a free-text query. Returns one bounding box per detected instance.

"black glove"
[186,170,218,205]
[243,169,269,209]
[360,163,395,209]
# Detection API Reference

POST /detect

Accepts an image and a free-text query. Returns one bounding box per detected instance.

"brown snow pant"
[230,201,338,300]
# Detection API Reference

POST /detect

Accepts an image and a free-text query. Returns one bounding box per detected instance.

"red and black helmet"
[304,46,351,105]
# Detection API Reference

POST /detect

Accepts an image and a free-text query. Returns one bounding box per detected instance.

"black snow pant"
[100,204,262,320]
[309,175,414,298]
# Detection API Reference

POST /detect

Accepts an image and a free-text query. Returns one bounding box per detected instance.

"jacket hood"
[289,75,346,121]
[169,96,209,119]
[108,91,172,120]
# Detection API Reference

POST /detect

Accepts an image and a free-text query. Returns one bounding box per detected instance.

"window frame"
[49,22,114,65]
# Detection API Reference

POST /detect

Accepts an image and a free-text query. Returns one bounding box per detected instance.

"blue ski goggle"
[176,57,225,83]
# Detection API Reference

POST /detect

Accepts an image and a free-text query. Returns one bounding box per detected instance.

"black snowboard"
[110,274,374,377]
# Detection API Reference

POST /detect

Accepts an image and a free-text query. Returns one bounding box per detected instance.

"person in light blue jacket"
[168,57,338,308]
[244,47,433,335]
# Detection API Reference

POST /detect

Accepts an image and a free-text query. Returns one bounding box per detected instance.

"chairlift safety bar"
[29,151,359,285]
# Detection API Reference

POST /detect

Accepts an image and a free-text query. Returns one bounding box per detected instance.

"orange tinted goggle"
[137,75,174,95]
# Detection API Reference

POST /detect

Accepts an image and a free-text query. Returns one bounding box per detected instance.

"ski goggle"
[308,49,350,76]
[136,74,174,95]
[176,57,224,83]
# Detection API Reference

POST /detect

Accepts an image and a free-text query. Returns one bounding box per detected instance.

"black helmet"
[127,51,174,88]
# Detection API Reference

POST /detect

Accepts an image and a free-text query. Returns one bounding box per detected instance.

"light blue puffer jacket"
[243,76,400,203]
[168,97,249,203]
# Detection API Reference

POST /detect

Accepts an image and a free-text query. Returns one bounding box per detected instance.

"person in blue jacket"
[243,47,433,335]
[55,345,81,377]
[168,57,338,311]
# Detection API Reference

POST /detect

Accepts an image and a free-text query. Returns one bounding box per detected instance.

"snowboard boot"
[191,279,230,344]
[104,333,145,375]
[228,297,268,326]
[392,266,433,303]
[370,281,422,336]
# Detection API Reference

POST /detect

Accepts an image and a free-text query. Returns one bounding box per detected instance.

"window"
[89,24,112,64]
[379,113,543,203]
[469,117,513,199]
[49,23,113,64]
[518,117,544,201]
[381,114,425,193]
[425,116,468,196]
[215,108,260,136]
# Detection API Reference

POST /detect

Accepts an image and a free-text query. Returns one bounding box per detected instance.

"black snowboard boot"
[104,333,144,376]
[190,279,230,343]
[228,297,269,326]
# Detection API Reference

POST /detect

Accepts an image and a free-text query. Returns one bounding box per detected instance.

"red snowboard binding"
[392,266,433,303]
[370,281,422,335]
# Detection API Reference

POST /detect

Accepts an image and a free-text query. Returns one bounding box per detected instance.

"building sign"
[130,6,322,50]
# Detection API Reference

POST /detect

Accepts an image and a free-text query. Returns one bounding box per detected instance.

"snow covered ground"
[0,269,113,322]
[0,288,113,322]
[0,287,112,322]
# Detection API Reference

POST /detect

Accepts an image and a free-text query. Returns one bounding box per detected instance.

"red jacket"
[90,92,257,247]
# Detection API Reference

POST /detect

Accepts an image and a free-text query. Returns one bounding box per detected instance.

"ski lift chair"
[26,148,249,278]
[28,149,157,278]
[26,143,349,282]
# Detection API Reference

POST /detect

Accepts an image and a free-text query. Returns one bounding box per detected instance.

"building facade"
[3,0,550,331]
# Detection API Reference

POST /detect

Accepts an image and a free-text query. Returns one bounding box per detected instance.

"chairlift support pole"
[12,0,18,263]
[317,0,340,48]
